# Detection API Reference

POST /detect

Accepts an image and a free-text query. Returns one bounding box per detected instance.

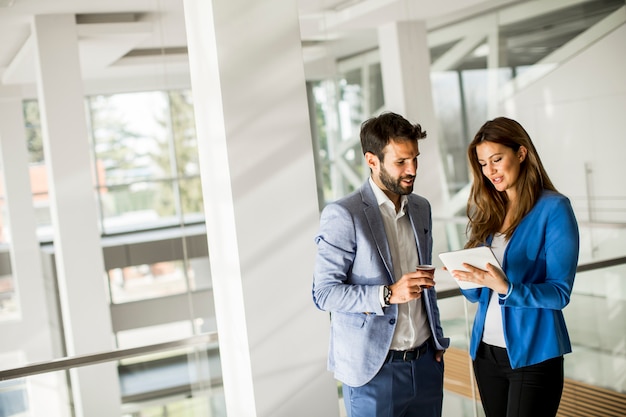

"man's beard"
[379,164,415,195]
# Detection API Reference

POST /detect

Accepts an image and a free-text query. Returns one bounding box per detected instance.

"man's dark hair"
[360,112,427,161]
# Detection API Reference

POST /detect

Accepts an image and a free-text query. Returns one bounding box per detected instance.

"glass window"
[178,176,204,223]
[0,379,28,416]
[368,62,384,113]
[108,255,211,304]
[23,100,45,165]
[89,92,171,186]
[431,70,466,195]
[309,51,384,205]
[108,261,188,304]
[23,100,53,240]
[339,68,365,141]
[0,272,18,321]
[22,89,203,239]
[98,180,178,233]
[167,90,204,223]
[88,91,203,234]
[116,321,194,349]
[187,257,212,292]
[0,196,18,320]
[309,80,337,205]
[168,90,200,178]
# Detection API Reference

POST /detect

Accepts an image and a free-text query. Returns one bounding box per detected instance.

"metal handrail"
[576,256,626,273]
[0,332,218,382]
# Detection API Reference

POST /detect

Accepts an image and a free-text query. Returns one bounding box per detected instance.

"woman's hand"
[451,263,509,295]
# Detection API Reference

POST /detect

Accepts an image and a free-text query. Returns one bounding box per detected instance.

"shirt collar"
[369,177,408,213]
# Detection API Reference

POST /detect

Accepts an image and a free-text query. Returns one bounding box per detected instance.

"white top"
[481,233,508,348]
[369,177,430,350]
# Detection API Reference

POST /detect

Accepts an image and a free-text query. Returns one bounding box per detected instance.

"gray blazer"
[313,181,449,387]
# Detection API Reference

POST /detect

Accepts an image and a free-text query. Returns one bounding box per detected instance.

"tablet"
[438,246,503,290]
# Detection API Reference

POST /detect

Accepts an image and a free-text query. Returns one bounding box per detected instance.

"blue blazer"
[461,190,579,369]
[313,181,449,387]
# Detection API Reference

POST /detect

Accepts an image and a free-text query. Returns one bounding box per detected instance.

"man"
[313,112,449,417]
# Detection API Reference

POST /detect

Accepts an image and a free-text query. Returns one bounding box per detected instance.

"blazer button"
[389,319,396,325]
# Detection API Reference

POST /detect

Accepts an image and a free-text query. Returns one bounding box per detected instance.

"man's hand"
[388,269,435,304]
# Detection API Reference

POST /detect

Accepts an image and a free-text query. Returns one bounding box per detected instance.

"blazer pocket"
[332,311,367,328]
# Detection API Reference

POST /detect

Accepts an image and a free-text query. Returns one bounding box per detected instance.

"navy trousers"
[342,339,444,417]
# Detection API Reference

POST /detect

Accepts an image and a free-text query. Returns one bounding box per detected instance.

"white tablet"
[438,246,503,290]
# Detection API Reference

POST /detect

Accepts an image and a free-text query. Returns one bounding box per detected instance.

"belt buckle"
[403,350,409,361]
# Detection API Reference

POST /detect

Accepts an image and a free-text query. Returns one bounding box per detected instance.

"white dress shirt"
[369,178,431,350]
[482,233,508,347]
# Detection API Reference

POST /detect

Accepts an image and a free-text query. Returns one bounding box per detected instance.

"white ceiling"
[0,0,504,92]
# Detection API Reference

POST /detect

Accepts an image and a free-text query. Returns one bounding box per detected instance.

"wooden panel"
[443,346,480,400]
[558,379,626,417]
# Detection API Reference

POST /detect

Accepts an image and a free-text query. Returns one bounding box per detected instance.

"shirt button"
[389,319,396,325]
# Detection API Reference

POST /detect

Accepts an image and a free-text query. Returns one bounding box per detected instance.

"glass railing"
[0,333,224,417]
[0,224,624,416]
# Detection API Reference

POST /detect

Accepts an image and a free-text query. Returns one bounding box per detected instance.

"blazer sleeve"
[312,202,385,315]
[501,195,579,309]
[461,287,485,303]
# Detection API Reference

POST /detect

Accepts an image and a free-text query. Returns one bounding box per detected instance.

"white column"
[31,14,121,416]
[378,21,449,213]
[0,89,66,416]
[182,1,339,416]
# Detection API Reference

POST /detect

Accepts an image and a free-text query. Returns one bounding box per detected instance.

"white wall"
[502,23,626,300]
[502,23,626,226]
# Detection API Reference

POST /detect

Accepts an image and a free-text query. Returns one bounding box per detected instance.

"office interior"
[0,0,624,416]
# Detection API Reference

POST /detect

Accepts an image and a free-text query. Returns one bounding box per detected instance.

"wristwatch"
[383,285,392,306]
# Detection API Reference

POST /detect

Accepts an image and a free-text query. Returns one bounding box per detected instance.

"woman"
[451,117,579,417]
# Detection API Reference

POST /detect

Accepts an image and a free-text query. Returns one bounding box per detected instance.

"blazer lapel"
[361,183,394,282]
[407,198,430,265]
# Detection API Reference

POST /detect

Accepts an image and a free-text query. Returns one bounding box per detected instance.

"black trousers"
[473,342,564,417]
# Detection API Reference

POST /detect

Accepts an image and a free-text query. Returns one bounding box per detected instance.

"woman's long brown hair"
[465,117,557,248]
